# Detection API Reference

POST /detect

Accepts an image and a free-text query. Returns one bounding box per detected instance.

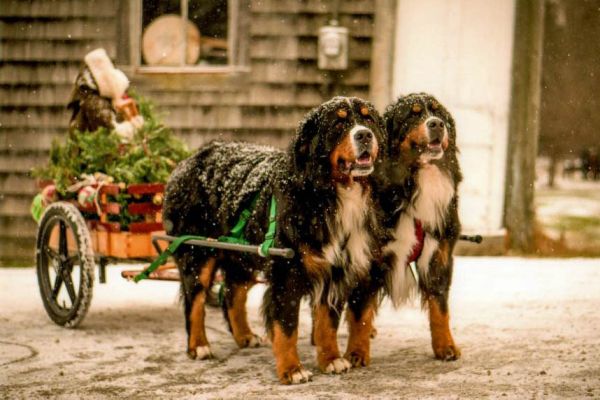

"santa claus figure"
[68,48,143,141]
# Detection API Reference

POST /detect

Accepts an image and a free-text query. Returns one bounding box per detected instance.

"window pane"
[142,1,180,30]
[141,0,228,67]
[188,0,228,65]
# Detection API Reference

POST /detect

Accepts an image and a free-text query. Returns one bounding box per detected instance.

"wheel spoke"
[63,272,77,304]
[58,220,68,258]
[45,247,61,274]
[51,272,64,300]
[52,220,72,304]
[67,255,80,267]
[45,246,60,261]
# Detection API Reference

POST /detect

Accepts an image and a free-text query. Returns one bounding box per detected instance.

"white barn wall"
[392,0,515,234]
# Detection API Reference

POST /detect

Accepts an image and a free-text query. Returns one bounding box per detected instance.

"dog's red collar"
[408,219,424,264]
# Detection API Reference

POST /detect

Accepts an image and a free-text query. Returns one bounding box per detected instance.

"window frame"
[128,0,249,74]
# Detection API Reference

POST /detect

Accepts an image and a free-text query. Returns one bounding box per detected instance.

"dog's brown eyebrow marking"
[360,106,369,116]
[412,104,422,113]
[337,109,348,119]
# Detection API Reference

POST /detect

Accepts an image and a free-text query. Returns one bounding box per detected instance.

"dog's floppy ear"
[289,107,321,184]
[363,102,388,162]
[384,111,399,157]
[384,96,412,157]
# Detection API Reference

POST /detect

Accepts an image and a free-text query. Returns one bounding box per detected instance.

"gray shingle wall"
[0,0,374,264]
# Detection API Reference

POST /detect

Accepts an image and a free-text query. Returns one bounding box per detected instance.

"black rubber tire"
[36,202,95,328]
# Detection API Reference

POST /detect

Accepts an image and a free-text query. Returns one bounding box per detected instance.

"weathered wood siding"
[0,0,375,264]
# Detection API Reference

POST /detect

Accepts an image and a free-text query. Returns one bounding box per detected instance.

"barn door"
[392,0,516,233]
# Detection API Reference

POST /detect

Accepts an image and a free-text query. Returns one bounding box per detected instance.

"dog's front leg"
[423,240,461,361]
[265,265,312,385]
[313,294,350,374]
[344,277,379,368]
[427,293,460,361]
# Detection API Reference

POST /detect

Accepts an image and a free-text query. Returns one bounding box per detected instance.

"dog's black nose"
[354,129,373,146]
[427,118,445,130]
[427,118,445,140]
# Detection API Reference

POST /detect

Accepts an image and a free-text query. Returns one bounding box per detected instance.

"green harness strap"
[227,194,259,240]
[133,235,206,282]
[259,196,277,257]
[134,196,278,282]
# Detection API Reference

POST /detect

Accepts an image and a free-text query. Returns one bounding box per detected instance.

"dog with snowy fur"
[162,97,387,384]
[349,93,463,362]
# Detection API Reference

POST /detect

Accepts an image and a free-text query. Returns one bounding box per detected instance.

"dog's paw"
[433,344,461,361]
[324,357,351,374]
[279,366,313,385]
[236,333,265,349]
[247,334,265,348]
[345,351,370,368]
[187,345,213,360]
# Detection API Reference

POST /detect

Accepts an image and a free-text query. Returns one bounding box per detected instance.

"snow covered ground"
[1,257,600,399]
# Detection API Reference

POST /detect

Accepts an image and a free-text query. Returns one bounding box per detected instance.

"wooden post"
[369,0,396,113]
[504,0,545,253]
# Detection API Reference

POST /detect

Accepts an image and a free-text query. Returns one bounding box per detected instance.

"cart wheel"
[36,202,95,328]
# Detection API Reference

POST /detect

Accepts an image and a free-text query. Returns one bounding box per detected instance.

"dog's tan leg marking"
[436,241,450,267]
[188,291,212,359]
[344,300,375,367]
[272,322,312,384]
[187,258,216,360]
[300,244,329,278]
[428,296,461,361]
[197,258,215,287]
[314,304,350,373]
[227,282,262,348]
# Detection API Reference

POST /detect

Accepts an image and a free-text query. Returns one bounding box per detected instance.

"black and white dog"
[349,93,463,362]
[162,97,387,384]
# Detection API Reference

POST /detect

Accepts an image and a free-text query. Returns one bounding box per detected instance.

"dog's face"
[384,93,456,165]
[291,96,386,185]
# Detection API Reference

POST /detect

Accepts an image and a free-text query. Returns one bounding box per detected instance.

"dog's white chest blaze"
[384,164,453,307]
[412,164,455,232]
[383,214,419,307]
[314,183,373,307]
[322,183,372,276]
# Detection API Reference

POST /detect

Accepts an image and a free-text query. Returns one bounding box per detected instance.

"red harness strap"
[407,219,425,264]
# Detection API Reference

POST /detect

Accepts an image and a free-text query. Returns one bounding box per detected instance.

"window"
[131,0,247,73]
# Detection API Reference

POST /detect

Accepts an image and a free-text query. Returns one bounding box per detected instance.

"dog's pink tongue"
[428,139,442,149]
[356,154,372,165]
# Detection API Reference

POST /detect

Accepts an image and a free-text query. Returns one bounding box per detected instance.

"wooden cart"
[35,182,295,328]
[35,182,178,328]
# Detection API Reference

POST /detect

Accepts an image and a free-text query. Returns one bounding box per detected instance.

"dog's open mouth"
[338,151,374,176]
[427,139,443,154]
